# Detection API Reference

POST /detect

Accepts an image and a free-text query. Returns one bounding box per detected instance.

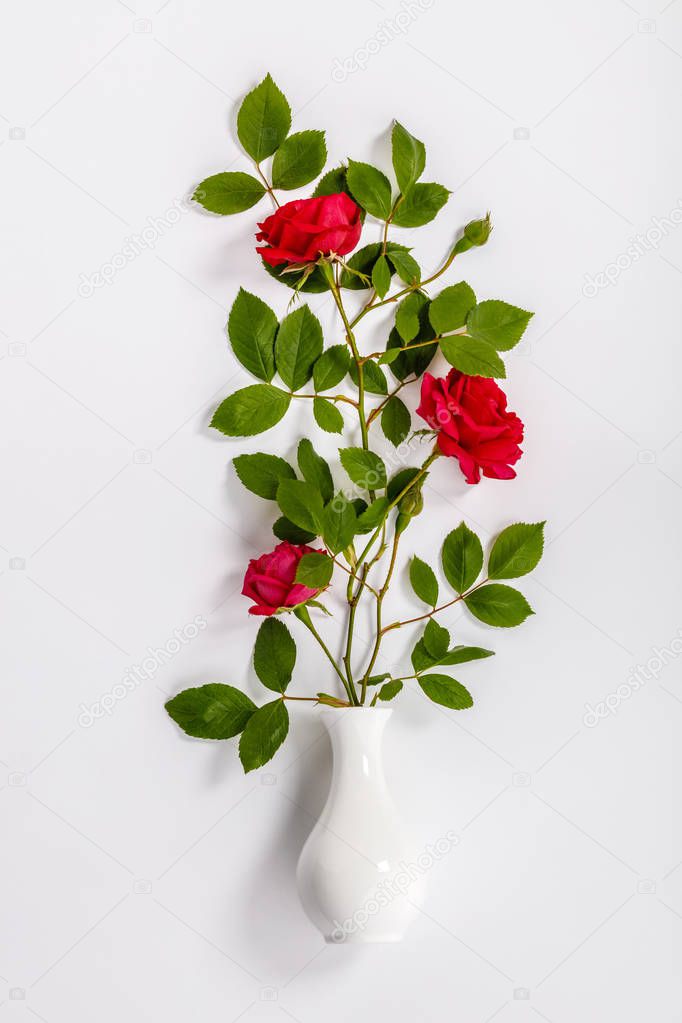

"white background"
[2,0,682,1020]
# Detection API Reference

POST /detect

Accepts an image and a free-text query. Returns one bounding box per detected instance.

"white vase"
[296,707,426,943]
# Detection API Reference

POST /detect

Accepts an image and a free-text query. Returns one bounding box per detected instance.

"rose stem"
[294,605,358,706]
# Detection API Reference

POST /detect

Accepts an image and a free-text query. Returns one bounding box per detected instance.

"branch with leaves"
[166,74,542,773]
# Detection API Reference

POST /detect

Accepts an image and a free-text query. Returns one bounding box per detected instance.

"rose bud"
[242,540,327,616]
[417,369,523,484]
[453,212,492,255]
[256,193,362,268]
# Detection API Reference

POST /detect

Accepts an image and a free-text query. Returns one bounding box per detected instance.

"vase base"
[324,932,405,944]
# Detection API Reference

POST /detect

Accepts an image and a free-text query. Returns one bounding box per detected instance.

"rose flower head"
[242,540,327,616]
[256,193,362,268]
[417,369,524,484]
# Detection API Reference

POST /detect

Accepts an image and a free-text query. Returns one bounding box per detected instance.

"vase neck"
[322,709,391,786]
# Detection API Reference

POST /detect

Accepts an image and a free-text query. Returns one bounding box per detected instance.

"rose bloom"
[417,369,524,484]
[242,540,326,616]
[256,192,362,267]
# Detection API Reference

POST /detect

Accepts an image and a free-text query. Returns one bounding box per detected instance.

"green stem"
[294,606,356,705]
[363,329,466,365]
[342,580,364,703]
[366,378,415,426]
[356,448,440,566]
[343,447,440,651]
[291,391,358,408]
[381,578,488,635]
[332,555,379,597]
[254,163,280,209]
[350,244,459,329]
[360,530,401,703]
[325,263,370,452]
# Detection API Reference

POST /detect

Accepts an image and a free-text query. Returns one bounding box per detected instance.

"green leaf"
[322,493,357,554]
[392,121,426,194]
[381,396,411,446]
[295,551,334,589]
[356,497,390,532]
[395,291,425,343]
[339,242,408,290]
[423,618,449,659]
[429,282,477,334]
[313,397,343,433]
[271,130,327,190]
[488,522,545,580]
[419,674,473,710]
[467,300,533,351]
[387,327,438,380]
[275,306,323,390]
[348,359,387,395]
[465,584,534,627]
[387,467,421,502]
[439,336,506,379]
[412,638,494,672]
[439,645,494,665]
[410,556,438,606]
[263,260,330,294]
[442,523,483,593]
[378,679,403,702]
[228,289,277,382]
[239,699,289,773]
[411,637,438,673]
[165,684,256,739]
[273,516,316,545]
[237,73,291,162]
[313,345,351,391]
[233,452,295,500]
[297,439,334,504]
[211,385,290,437]
[377,348,402,365]
[393,183,449,227]
[346,160,392,219]
[372,255,391,299]
[254,619,296,693]
[388,294,438,380]
[313,165,349,197]
[386,249,421,286]
[276,479,324,534]
[339,448,387,490]
[193,172,265,215]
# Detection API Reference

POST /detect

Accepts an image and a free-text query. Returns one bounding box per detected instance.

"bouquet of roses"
[166,74,544,772]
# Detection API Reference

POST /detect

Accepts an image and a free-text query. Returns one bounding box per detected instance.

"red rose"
[417,369,524,484]
[256,193,362,268]
[242,540,326,616]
